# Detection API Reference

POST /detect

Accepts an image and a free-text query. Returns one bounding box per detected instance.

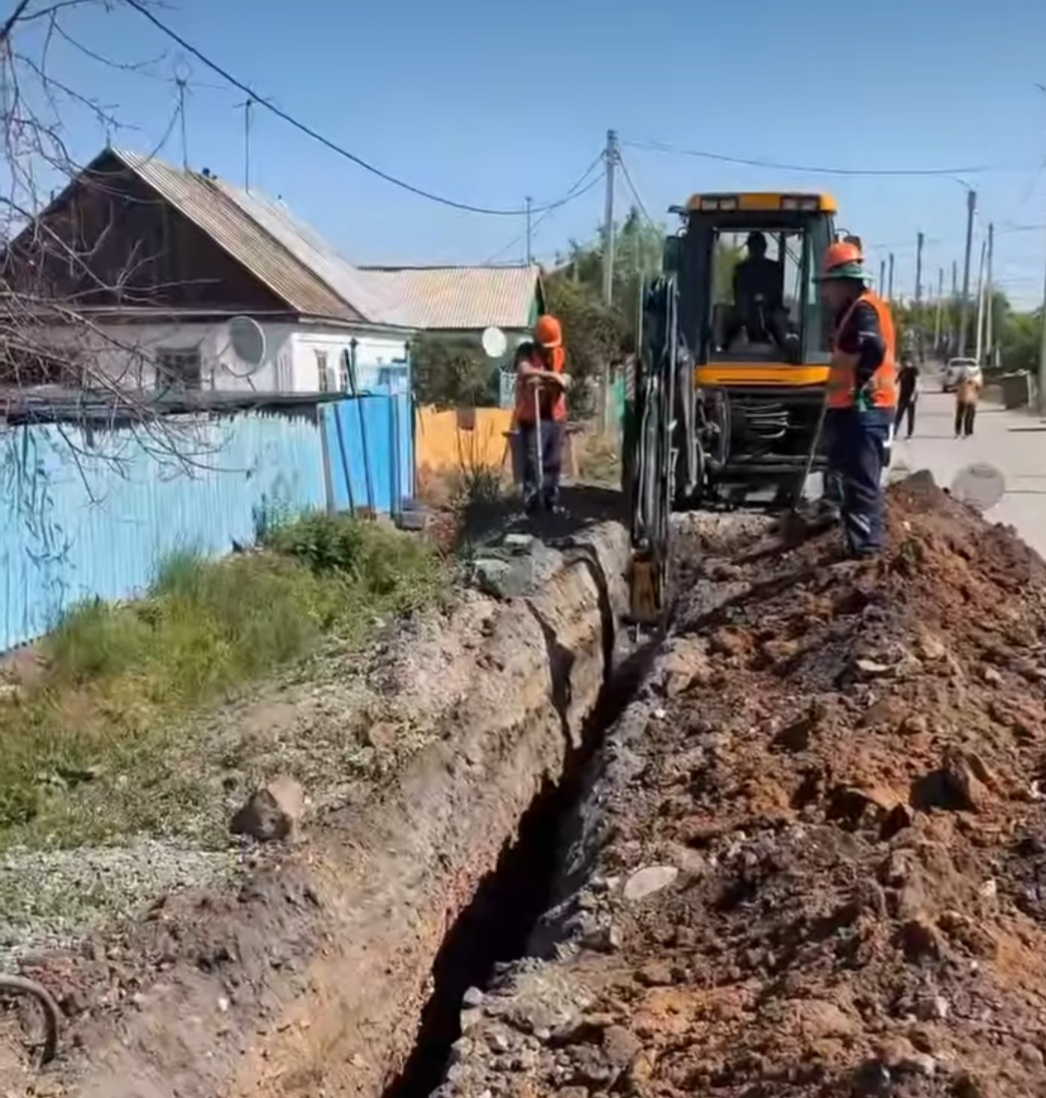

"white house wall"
[291,330,411,393]
[37,321,411,393]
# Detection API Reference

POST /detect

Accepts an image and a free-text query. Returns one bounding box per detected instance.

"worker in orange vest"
[816,240,898,558]
[514,314,572,512]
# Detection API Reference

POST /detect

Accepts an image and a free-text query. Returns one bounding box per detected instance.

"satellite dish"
[481,326,508,359]
[228,316,266,372]
[950,462,1006,512]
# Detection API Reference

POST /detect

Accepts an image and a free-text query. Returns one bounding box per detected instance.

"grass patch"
[0,514,447,848]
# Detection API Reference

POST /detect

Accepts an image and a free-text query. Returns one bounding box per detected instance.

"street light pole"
[957,188,977,357]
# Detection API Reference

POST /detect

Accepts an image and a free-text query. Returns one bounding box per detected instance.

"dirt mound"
[445,475,1046,1098]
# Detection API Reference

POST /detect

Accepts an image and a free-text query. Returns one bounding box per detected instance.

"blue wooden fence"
[322,392,412,515]
[0,393,414,651]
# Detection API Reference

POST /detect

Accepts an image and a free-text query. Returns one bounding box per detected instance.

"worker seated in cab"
[722,232,799,362]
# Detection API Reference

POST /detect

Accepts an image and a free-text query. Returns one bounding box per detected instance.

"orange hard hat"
[533,314,562,349]
[823,240,862,271]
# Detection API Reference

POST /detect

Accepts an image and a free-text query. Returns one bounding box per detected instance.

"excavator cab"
[623,192,839,626]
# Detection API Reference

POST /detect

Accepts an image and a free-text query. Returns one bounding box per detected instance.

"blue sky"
[31,0,1046,307]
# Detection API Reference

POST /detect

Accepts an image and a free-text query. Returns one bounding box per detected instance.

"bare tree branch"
[0,0,245,482]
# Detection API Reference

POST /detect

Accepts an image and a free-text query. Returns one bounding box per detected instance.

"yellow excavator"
[623,191,846,625]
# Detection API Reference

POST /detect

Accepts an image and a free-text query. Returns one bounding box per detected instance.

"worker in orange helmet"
[815,239,898,558]
[514,314,572,513]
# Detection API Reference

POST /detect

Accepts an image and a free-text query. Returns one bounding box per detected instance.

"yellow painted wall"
[415,406,514,475]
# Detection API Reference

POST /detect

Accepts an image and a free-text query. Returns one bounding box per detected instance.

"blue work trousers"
[826,406,892,555]
[519,419,564,508]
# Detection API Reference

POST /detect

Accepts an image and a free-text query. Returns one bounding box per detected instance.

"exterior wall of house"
[291,329,410,393]
[37,320,412,393]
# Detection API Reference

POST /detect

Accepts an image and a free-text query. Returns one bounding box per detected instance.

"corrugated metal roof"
[108,149,408,327]
[361,265,541,331]
[212,181,412,327]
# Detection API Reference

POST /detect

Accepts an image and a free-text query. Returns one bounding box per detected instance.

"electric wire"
[123,0,598,217]
[623,138,1004,179]
[480,156,605,265]
[616,152,655,227]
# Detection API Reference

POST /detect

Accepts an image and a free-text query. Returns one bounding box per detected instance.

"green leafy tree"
[543,276,626,419]
[411,335,497,408]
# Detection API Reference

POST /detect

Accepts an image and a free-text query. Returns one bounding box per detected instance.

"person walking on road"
[816,240,898,559]
[514,315,571,513]
[954,366,981,438]
[895,353,919,439]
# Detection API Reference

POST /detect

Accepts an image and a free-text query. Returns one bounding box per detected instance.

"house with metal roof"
[4,148,415,394]
[361,264,544,337]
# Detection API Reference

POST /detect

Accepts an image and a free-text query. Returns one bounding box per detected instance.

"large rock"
[230,775,305,842]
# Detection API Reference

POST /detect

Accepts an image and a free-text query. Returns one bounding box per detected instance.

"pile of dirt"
[443,474,1046,1098]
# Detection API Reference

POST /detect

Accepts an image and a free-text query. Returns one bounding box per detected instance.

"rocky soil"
[442,473,1046,1098]
[0,522,631,1098]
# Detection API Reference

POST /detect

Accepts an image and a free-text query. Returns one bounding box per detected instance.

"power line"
[623,138,1005,179]
[616,152,655,226]
[480,157,605,265]
[123,0,595,218]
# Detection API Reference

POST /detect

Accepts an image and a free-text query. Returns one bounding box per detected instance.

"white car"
[943,358,982,393]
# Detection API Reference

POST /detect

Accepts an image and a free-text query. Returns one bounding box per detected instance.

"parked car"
[942,357,982,393]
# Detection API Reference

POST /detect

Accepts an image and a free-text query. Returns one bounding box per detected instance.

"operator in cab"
[726,231,796,359]
[816,240,897,558]
[514,314,571,514]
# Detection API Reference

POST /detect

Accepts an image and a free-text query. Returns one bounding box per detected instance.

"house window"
[156,348,202,389]
[338,351,350,392]
[316,350,331,392]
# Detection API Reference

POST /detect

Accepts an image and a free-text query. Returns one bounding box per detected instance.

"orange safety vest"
[515,346,567,425]
[826,291,898,410]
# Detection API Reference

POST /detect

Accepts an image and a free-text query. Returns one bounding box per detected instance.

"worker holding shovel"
[514,315,571,514]
[816,240,897,558]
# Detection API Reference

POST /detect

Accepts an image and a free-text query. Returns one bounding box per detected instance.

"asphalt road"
[893,372,1046,555]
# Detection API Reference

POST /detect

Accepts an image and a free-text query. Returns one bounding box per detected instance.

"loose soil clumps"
[445,475,1046,1098]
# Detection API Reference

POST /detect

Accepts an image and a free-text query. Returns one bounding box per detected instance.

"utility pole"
[914,232,924,306]
[887,252,895,302]
[525,196,533,265]
[974,236,987,365]
[176,77,188,170]
[914,231,924,359]
[985,222,994,366]
[239,97,253,191]
[599,129,618,434]
[933,267,944,355]
[1038,222,1046,412]
[601,129,618,307]
[957,188,977,357]
[949,261,958,357]
[879,259,885,295]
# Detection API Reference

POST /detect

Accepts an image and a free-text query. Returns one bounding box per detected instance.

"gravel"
[0,839,241,967]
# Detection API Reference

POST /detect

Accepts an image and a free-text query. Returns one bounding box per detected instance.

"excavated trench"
[379,514,772,1098]
[385,639,659,1098]
[33,515,772,1098]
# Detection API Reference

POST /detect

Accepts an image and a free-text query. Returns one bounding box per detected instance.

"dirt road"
[441,475,1046,1098]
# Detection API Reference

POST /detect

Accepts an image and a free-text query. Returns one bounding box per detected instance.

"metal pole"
[914,231,924,306]
[974,237,987,365]
[525,195,533,265]
[599,129,618,433]
[949,260,958,356]
[243,97,253,191]
[985,222,994,364]
[887,253,895,302]
[879,259,885,295]
[933,267,944,354]
[958,189,976,357]
[601,129,618,306]
[1038,223,1046,413]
